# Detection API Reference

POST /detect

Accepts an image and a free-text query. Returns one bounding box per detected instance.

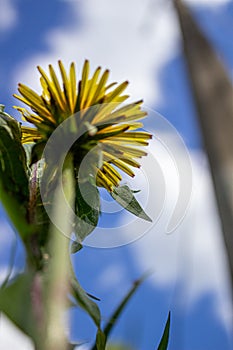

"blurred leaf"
[0,109,31,239]
[71,277,101,328]
[106,345,133,350]
[156,312,171,350]
[74,180,100,242]
[95,329,106,350]
[67,345,76,350]
[0,110,28,199]
[103,274,147,344]
[111,185,152,222]
[0,273,36,339]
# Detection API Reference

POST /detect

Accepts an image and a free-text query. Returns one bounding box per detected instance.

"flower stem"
[43,154,75,350]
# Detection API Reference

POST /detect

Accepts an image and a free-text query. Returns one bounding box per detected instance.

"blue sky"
[0,0,233,349]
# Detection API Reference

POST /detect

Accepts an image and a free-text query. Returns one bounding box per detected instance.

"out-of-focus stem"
[173,0,233,293]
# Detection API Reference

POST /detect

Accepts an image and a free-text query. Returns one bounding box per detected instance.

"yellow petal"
[49,64,67,109]
[38,65,65,113]
[111,158,135,177]
[16,84,52,119]
[93,82,129,123]
[119,157,140,168]
[101,162,121,186]
[79,60,90,110]
[40,77,50,100]
[58,60,72,112]
[112,131,152,140]
[69,62,77,112]
[96,168,114,191]
[81,66,101,110]
[13,106,44,123]
[104,81,129,103]
[102,150,139,169]
[102,138,149,146]
[114,144,147,158]
[21,127,42,143]
[96,124,129,136]
[90,69,109,105]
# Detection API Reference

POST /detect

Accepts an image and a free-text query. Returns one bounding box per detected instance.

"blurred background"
[0,0,233,349]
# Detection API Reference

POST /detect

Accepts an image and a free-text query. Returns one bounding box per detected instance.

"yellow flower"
[14,60,151,191]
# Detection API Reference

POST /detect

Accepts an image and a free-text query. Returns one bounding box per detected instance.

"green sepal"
[157,312,171,350]
[111,185,152,222]
[71,241,83,254]
[74,180,101,242]
[70,277,101,328]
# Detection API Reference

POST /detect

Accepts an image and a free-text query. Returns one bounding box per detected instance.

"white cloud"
[13,0,230,108]
[77,124,232,329]
[95,264,128,293]
[127,142,233,330]
[0,0,17,32]
[84,134,232,330]
[0,315,33,350]
[79,133,233,329]
[13,0,179,106]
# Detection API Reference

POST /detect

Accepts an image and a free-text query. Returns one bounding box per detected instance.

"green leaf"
[110,185,152,222]
[0,109,31,239]
[30,141,46,165]
[106,345,132,350]
[0,273,36,339]
[74,180,101,242]
[95,329,106,350]
[0,105,22,142]
[71,241,83,254]
[157,312,171,350]
[102,274,147,344]
[0,112,28,199]
[71,277,101,328]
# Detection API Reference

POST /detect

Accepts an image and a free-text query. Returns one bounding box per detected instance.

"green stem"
[42,154,75,350]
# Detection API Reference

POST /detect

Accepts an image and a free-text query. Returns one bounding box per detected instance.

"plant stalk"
[43,154,75,350]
